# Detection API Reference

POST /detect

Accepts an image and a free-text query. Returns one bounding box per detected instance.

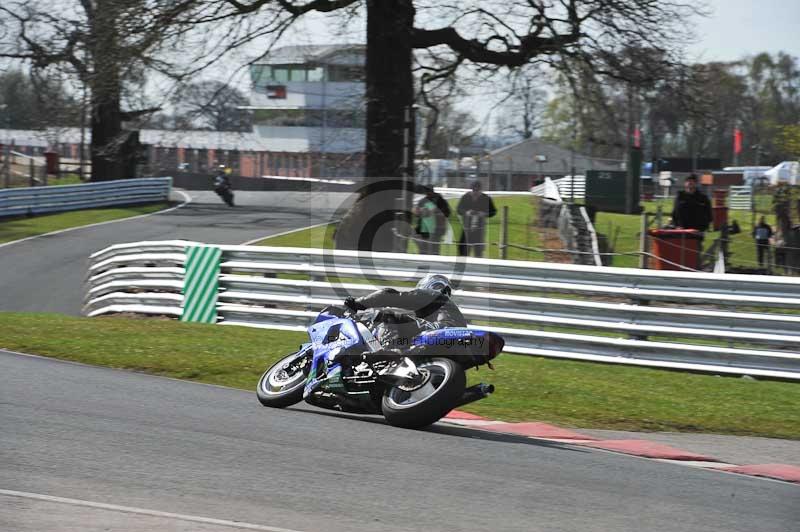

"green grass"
[46,174,86,186]
[0,313,307,389]
[464,354,800,438]
[259,223,334,249]
[6,172,86,188]
[1,312,798,439]
[0,202,169,244]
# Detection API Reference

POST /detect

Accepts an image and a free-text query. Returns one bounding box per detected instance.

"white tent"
[764,161,800,186]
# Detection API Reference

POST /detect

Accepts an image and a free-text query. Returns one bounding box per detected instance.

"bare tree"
[173,81,252,132]
[417,69,478,157]
[495,67,547,140]
[0,68,81,130]
[218,0,704,250]
[0,1,286,180]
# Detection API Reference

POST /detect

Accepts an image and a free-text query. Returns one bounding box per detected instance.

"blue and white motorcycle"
[257,305,504,429]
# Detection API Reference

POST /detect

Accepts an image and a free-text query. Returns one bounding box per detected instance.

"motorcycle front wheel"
[381,358,465,429]
[256,349,311,408]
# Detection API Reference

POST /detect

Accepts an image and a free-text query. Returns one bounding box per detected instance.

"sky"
[258,1,800,64]
[690,0,800,62]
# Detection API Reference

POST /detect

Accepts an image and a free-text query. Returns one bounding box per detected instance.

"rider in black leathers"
[337,274,464,367]
[213,165,235,206]
[345,289,465,329]
[344,274,466,328]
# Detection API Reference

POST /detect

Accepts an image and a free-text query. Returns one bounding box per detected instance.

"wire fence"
[393,226,700,271]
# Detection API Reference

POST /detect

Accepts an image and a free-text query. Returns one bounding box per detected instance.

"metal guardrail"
[729,185,753,211]
[0,177,172,217]
[532,176,586,200]
[84,241,800,379]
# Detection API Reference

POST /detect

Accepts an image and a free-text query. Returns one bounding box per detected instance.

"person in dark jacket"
[414,187,451,255]
[752,216,774,268]
[671,174,712,231]
[457,181,497,257]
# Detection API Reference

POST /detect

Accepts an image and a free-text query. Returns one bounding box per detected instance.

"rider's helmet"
[416,274,452,296]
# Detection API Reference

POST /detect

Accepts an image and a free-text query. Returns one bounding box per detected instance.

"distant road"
[0,190,351,315]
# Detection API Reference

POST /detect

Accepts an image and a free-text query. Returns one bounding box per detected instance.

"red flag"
[266,85,287,99]
[733,128,743,155]
[633,126,641,148]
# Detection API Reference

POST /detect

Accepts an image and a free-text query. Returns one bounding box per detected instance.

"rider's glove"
[344,296,366,312]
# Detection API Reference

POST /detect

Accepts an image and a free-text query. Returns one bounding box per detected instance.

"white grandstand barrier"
[729,185,754,211]
[0,177,172,217]
[531,175,585,200]
[83,242,800,378]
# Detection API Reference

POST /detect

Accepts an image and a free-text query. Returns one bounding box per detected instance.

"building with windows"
[246,44,366,177]
[1,46,369,181]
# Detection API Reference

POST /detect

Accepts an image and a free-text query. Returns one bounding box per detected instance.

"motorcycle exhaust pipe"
[454,383,494,408]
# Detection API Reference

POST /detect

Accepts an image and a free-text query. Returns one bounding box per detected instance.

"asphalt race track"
[0,190,349,315]
[1,189,798,531]
[1,351,798,532]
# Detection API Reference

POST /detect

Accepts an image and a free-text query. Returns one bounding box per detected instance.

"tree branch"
[223,0,357,15]
[411,24,580,67]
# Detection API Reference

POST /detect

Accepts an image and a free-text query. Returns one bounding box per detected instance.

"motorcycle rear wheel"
[256,350,310,408]
[381,358,465,429]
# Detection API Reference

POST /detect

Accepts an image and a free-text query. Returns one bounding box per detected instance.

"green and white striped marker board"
[181,245,222,323]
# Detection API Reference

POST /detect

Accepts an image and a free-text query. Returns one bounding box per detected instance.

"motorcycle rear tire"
[381,358,465,429]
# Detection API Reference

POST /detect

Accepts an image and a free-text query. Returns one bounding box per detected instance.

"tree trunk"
[334,0,416,251]
[90,92,128,182]
[89,2,133,182]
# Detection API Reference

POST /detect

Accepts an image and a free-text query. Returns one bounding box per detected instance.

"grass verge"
[1,312,798,439]
[0,202,170,244]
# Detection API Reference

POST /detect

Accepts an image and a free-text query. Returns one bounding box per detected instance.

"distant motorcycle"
[214,175,235,207]
[257,305,504,429]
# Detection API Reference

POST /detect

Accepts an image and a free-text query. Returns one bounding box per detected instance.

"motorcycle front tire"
[256,350,310,408]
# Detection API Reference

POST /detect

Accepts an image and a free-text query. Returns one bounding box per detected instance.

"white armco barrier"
[0,177,172,217]
[85,241,800,380]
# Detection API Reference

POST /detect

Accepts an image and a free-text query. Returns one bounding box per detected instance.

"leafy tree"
[776,125,800,159]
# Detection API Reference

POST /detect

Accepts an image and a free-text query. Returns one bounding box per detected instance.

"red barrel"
[648,229,703,270]
[44,151,60,175]
[712,206,728,231]
[712,188,728,206]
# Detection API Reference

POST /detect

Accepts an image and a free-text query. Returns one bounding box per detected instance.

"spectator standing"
[671,174,712,232]
[753,216,774,268]
[414,187,451,255]
[457,181,497,257]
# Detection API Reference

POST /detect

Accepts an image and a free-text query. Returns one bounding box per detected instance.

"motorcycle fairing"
[304,317,367,397]
[412,328,501,367]
[412,327,488,346]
